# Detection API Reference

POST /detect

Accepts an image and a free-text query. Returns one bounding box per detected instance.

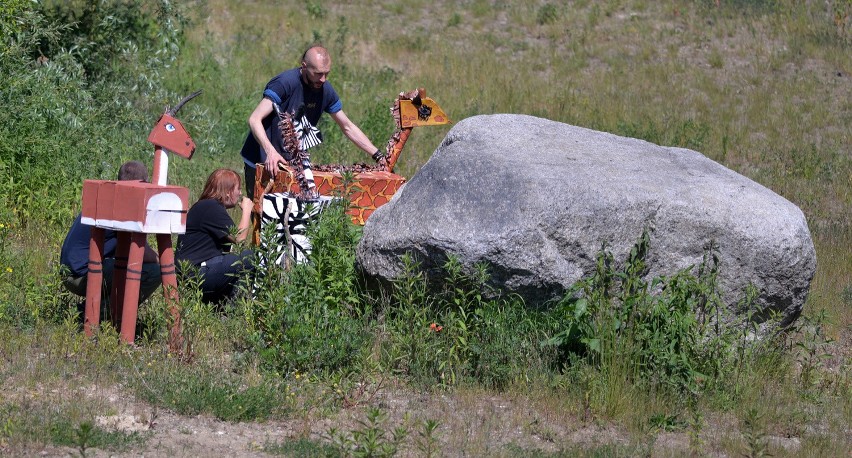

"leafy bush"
[238,198,370,376]
[543,229,781,396]
[379,254,557,389]
[36,0,167,83]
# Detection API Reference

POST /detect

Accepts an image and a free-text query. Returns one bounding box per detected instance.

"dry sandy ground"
[4,379,822,458]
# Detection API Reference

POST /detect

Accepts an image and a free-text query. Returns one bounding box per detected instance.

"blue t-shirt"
[240,67,342,167]
[175,199,235,266]
[60,214,118,277]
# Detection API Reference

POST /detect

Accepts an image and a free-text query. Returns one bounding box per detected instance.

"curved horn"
[167,90,203,116]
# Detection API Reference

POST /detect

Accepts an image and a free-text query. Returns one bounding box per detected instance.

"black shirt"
[176,199,234,265]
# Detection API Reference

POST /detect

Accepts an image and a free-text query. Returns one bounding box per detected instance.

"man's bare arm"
[248,98,286,172]
[329,110,381,161]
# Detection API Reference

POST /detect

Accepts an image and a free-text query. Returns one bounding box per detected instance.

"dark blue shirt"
[60,214,118,277]
[240,67,342,167]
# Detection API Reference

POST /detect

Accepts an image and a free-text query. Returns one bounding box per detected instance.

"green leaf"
[582,338,601,354]
[573,298,588,319]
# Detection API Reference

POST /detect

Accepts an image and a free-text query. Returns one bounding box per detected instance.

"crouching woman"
[176,168,255,304]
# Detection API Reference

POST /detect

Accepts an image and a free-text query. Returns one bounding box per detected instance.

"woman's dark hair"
[199,168,240,204]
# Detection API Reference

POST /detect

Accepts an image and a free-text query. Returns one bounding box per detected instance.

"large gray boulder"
[356,114,816,326]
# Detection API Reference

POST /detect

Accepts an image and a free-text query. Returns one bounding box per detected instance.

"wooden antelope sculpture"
[81,91,201,347]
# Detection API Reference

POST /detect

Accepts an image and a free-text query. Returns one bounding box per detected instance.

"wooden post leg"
[119,232,145,344]
[111,232,130,328]
[84,227,105,337]
[157,234,182,352]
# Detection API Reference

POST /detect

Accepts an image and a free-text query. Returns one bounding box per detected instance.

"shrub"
[237,197,370,376]
[542,229,780,396]
[379,254,558,389]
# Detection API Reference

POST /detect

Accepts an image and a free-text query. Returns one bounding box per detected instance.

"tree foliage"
[0,0,190,230]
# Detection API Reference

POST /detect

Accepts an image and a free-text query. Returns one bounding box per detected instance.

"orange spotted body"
[267,167,406,225]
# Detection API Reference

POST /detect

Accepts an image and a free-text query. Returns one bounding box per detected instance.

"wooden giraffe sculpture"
[252,87,450,242]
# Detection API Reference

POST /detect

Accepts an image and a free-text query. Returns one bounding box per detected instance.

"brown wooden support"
[157,233,183,351]
[118,233,145,343]
[84,227,105,337]
[111,231,130,327]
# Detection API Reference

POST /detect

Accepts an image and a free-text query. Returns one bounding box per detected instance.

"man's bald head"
[302,46,330,67]
[300,46,331,89]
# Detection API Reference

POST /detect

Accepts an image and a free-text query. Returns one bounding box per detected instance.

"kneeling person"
[176,169,254,304]
[60,161,161,316]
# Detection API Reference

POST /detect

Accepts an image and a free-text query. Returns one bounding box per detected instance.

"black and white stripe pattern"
[259,193,337,266]
[293,114,322,150]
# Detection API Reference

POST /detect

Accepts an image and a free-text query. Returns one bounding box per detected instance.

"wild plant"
[305,1,327,20]
[0,416,12,448]
[389,253,430,312]
[447,13,462,27]
[435,256,546,387]
[729,284,765,393]
[171,261,217,360]
[413,419,441,458]
[543,229,765,400]
[303,197,364,310]
[536,3,560,25]
[0,261,70,329]
[380,254,554,388]
[262,437,339,457]
[0,220,10,262]
[436,256,490,385]
[130,355,291,422]
[239,218,290,350]
[740,407,771,458]
[328,406,408,458]
[789,308,834,393]
[381,253,442,383]
[236,196,369,376]
[72,421,94,458]
[687,396,705,455]
[0,220,19,325]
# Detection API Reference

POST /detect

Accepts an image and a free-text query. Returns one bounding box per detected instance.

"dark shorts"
[245,163,257,200]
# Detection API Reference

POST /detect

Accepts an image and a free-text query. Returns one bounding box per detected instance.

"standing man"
[240,45,386,197]
[60,161,162,317]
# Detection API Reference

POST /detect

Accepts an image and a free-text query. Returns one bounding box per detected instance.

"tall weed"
[543,229,783,400]
[237,198,369,376]
[379,254,556,389]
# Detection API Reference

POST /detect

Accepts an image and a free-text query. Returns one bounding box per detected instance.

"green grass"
[1,0,850,455]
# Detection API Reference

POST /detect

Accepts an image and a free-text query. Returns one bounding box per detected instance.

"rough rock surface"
[356,114,816,325]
